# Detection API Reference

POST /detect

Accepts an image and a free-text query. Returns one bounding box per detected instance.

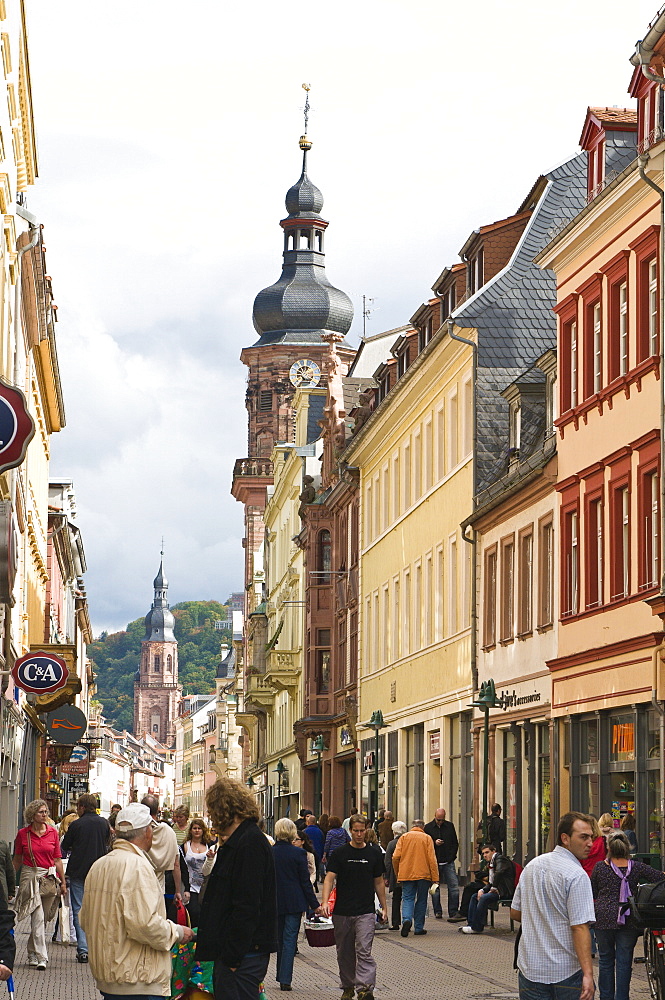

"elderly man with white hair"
[80,802,194,1000]
[384,821,408,930]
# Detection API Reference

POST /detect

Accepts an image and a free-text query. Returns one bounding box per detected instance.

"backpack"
[513,861,523,890]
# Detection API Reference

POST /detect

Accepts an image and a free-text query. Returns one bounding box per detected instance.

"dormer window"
[638,81,663,152]
[397,346,409,378]
[587,139,605,200]
[440,284,456,320]
[468,250,484,295]
[509,401,521,465]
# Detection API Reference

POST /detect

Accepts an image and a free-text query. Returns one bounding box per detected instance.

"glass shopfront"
[570,705,661,858]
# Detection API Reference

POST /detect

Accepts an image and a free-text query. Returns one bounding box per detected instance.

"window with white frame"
[403,569,411,654]
[594,303,602,393]
[619,282,628,376]
[463,377,473,458]
[650,259,659,357]
[436,545,444,641]
[570,321,578,408]
[448,390,459,470]
[448,536,458,634]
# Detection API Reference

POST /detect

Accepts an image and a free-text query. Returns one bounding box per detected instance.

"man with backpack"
[459,843,516,935]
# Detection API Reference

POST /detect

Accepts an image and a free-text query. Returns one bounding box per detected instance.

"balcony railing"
[233,458,273,480]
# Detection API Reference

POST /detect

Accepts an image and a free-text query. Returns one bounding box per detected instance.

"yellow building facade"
[345,324,474,851]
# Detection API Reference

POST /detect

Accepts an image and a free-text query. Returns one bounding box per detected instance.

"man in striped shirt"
[510,812,596,1000]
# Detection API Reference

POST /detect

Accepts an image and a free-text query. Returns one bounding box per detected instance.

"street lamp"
[468,679,503,841]
[311,734,325,818]
[273,758,286,821]
[363,710,388,825]
[246,774,256,790]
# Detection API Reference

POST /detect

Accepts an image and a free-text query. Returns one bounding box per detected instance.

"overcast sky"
[26,0,656,635]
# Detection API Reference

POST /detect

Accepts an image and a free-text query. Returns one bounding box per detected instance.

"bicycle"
[628,892,665,999]
[644,926,665,1000]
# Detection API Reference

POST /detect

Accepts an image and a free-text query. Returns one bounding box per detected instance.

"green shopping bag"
[171,903,195,1000]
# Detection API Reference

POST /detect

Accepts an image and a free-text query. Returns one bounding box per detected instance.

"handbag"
[27,831,59,900]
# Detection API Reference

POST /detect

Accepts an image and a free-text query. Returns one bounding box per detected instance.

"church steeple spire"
[144,549,175,641]
[251,85,354,347]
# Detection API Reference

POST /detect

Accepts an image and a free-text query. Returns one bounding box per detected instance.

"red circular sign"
[0,378,35,475]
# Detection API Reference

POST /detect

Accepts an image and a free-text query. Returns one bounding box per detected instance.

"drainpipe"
[443,315,479,691]
[652,642,665,865]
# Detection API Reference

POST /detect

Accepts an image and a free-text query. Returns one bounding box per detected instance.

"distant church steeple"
[251,85,354,347]
[134,549,181,746]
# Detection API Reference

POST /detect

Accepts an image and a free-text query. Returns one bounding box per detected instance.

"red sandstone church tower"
[231,99,355,621]
[133,554,181,745]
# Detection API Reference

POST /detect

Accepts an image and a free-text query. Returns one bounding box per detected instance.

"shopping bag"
[171,903,195,1000]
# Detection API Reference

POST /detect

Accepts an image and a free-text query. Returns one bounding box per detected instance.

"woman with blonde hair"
[599,813,615,838]
[13,799,66,969]
[273,819,321,991]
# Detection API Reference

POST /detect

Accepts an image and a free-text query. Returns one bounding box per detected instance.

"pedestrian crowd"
[0,789,659,1000]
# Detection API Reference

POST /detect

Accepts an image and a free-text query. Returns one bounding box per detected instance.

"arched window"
[316,231,323,251]
[154,655,161,673]
[167,655,172,672]
[317,530,331,584]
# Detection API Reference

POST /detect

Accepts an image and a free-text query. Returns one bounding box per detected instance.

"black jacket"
[484,852,515,900]
[0,908,15,972]
[273,841,318,915]
[61,811,111,880]
[424,819,459,864]
[488,814,506,853]
[196,819,277,968]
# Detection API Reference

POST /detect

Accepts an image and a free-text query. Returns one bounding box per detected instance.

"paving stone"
[8,905,655,998]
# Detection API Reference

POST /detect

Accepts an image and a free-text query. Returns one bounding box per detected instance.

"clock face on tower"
[289,359,321,388]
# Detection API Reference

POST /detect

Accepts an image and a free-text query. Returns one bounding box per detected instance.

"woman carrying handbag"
[13,800,65,970]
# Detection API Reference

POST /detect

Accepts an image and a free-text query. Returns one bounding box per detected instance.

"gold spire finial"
[300,83,312,151]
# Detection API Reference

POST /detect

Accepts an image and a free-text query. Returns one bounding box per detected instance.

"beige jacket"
[392,827,439,883]
[146,820,179,893]
[80,838,182,996]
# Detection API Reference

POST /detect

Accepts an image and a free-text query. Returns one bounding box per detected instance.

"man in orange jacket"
[391,820,439,937]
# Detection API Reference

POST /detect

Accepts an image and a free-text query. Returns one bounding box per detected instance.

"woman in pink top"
[13,799,65,969]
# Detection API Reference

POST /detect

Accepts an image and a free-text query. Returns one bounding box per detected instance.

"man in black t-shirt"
[322,815,386,1000]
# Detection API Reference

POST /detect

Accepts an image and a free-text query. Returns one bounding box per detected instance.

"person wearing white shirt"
[510,812,596,1000]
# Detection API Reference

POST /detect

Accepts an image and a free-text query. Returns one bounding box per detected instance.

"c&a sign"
[11,650,69,694]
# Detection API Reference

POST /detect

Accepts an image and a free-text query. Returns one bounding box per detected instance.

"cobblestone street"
[10,905,655,1000]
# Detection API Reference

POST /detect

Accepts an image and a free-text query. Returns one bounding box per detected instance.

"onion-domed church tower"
[133,553,181,746]
[232,89,355,619]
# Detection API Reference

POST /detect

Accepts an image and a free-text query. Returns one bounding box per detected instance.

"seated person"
[459,857,489,918]
[459,843,515,935]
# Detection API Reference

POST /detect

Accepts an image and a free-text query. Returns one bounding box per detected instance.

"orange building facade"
[538,89,664,854]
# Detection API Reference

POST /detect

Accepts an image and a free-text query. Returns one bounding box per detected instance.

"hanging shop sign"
[429,731,441,759]
[68,779,89,794]
[12,650,68,694]
[45,704,87,745]
[0,377,35,474]
[61,745,89,775]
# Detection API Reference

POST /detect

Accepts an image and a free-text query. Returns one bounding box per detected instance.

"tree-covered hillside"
[89,601,232,732]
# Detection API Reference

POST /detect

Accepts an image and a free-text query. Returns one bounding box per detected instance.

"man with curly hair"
[196,778,277,1000]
